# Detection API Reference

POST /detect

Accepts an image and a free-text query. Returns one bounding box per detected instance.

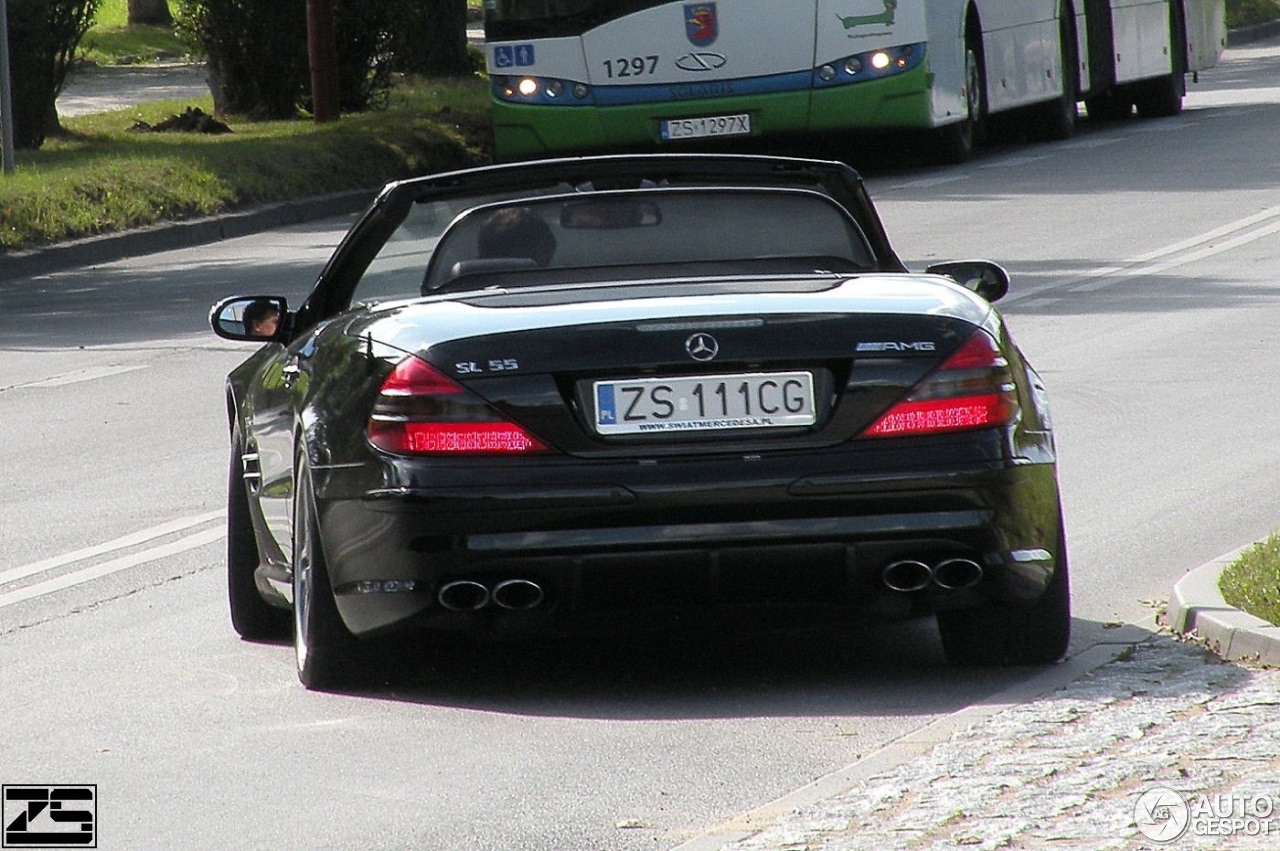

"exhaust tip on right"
[492,578,545,611]
[437,580,490,612]
[882,560,934,593]
[932,558,984,590]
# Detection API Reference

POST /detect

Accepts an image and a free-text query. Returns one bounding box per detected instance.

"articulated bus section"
[485,1,1226,163]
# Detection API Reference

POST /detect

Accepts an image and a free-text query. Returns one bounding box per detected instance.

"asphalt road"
[5,38,1280,849]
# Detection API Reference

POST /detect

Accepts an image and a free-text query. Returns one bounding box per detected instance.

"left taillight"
[859,329,1017,438]
[367,355,549,455]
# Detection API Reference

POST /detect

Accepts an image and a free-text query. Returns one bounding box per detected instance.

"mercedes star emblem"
[685,333,719,362]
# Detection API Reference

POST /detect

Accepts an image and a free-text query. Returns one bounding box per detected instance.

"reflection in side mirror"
[209,296,289,342]
[924,260,1010,303]
[560,199,662,229]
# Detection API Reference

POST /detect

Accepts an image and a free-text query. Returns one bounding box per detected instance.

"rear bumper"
[315,454,1063,637]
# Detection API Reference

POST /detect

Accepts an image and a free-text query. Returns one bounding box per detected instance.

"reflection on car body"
[210,154,1068,691]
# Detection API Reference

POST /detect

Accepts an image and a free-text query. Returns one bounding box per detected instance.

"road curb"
[1167,546,1280,665]
[4,189,375,280]
[1228,21,1280,47]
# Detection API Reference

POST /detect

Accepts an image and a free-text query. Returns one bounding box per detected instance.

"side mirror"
[210,296,289,342]
[925,260,1010,303]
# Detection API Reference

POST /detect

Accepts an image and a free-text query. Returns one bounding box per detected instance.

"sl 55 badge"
[455,358,520,374]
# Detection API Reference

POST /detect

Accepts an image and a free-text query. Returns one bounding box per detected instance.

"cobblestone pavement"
[723,638,1280,851]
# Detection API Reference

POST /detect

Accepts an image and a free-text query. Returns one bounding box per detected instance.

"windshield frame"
[419,185,878,294]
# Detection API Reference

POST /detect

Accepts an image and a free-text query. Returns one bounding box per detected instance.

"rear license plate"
[593,372,815,436]
[660,113,751,141]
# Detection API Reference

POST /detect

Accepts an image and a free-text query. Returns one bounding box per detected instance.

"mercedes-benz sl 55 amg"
[210,154,1069,690]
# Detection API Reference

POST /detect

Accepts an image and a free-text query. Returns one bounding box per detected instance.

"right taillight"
[859,330,1017,438]
[367,355,549,455]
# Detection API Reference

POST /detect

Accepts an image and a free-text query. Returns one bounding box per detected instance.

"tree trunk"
[127,0,173,27]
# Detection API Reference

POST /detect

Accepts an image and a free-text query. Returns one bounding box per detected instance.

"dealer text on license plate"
[660,113,751,141]
[593,372,815,435]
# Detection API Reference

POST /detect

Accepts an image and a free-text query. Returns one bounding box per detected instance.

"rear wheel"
[932,42,984,164]
[1031,9,1078,141]
[1134,4,1185,118]
[227,445,289,640]
[1085,89,1133,122]
[937,522,1071,666]
[293,452,361,690]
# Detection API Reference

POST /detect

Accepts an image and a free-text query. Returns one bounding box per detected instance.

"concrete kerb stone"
[3,188,375,280]
[1228,21,1280,47]
[1167,546,1280,666]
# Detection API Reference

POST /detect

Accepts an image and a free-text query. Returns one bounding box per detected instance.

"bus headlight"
[813,43,926,88]
[492,75,595,105]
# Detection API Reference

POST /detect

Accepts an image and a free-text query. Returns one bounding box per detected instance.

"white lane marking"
[1069,216,1280,294]
[0,510,225,586]
[17,364,149,388]
[1004,203,1280,303]
[980,154,1050,169]
[0,528,226,610]
[1059,136,1123,149]
[884,174,971,192]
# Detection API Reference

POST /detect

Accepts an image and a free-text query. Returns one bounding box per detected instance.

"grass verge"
[1,76,492,253]
[1219,532,1280,626]
[82,0,192,65]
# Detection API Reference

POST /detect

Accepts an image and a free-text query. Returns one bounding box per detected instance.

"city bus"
[482,1,1226,163]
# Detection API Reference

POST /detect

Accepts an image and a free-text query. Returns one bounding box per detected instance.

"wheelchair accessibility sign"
[493,44,536,68]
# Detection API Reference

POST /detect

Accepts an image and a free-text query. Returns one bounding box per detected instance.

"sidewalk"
[691,634,1280,850]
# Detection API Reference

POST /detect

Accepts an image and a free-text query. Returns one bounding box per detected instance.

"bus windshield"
[485,0,665,40]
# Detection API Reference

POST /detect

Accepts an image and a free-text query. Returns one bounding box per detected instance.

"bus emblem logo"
[684,3,718,47]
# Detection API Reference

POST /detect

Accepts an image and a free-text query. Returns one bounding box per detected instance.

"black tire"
[932,43,984,164]
[1134,3,1186,118]
[937,522,1072,666]
[1031,9,1078,141]
[1085,89,1133,122]
[293,452,361,690]
[228,445,290,640]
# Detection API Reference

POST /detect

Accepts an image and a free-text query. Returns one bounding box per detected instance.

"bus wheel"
[933,44,983,164]
[1135,1,1186,118]
[1085,89,1132,122]
[1032,9,1078,141]
[1133,75,1184,118]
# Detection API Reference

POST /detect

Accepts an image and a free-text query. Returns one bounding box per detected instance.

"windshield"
[484,0,668,40]
[418,187,875,293]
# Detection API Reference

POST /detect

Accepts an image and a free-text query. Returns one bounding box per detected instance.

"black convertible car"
[211,154,1069,689]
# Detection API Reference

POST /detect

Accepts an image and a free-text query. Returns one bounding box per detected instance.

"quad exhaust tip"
[436,580,491,612]
[437,578,546,612]
[882,558,984,593]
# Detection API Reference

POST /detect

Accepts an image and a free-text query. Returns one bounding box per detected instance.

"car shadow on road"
[298,614,1175,722]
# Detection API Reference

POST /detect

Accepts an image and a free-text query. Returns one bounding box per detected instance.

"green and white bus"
[483,0,1225,162]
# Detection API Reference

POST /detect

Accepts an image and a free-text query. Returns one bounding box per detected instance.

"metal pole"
[0,0,15,175]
